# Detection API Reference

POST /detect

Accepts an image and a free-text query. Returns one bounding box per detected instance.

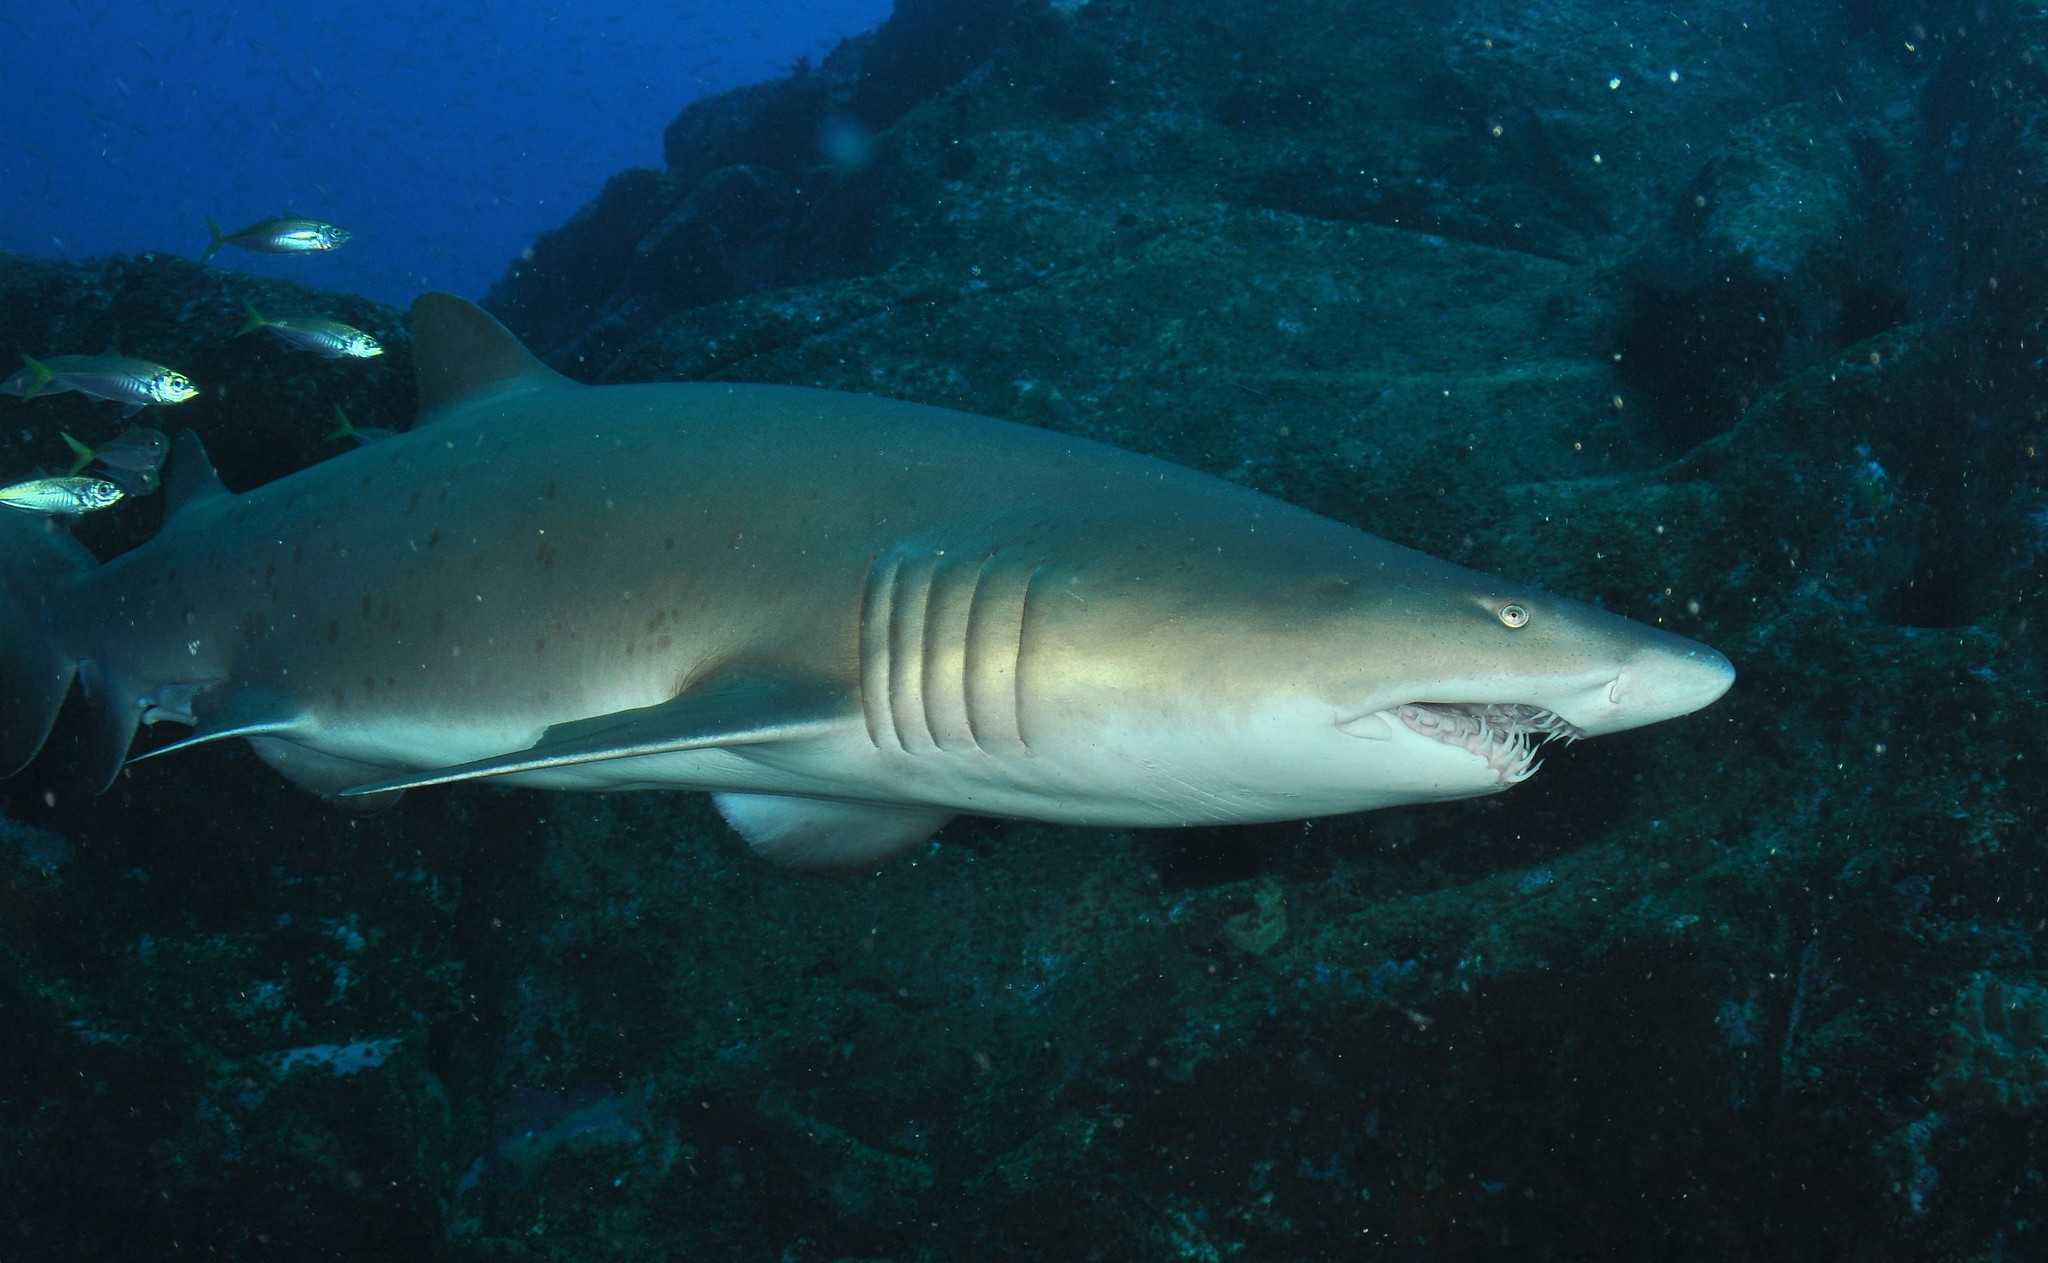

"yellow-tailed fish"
[62,428,169,494]
[3,354,88,400]
[0,475,124,515]
[324,404,394,446]
[8,352,197,418]
[235,302,382,359]
[203,214,351,263]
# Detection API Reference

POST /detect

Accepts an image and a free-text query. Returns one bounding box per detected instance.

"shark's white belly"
[312,695,1507,827]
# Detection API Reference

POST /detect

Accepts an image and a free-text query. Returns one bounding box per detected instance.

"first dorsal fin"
[162,429,230,519]
[409,292,575,422]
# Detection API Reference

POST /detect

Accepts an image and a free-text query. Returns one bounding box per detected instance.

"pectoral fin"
[337,670,845,797]
[714,792,952,874]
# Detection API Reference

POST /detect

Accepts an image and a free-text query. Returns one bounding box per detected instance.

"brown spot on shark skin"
[361,593,374,619]
[430,608,446,634]
[363,675,377,695]
[426,529,441,548]
[535,637,546,654]
[543,480,557,500]
[537,542,556,570]
[331,687,347,712]
[663,537,675,551]
[242,610,268,643]
[407,489,422,515]
[327,619,340,643]
[644,609,667,633]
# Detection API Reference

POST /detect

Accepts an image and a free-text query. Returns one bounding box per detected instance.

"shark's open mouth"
[1397,703,1582,784]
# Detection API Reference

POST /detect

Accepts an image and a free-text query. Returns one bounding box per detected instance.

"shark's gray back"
[0,293,1731,873]
[79,373,1403,778]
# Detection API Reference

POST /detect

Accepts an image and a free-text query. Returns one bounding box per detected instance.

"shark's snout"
[1592,643,1735,736]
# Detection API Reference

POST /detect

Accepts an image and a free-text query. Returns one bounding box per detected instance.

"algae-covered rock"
[1938,974,2048,1116]
[1619,103,1907,450]
[1221,881,1289,956]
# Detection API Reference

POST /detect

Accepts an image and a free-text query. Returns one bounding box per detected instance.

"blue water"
[0,0,893,308]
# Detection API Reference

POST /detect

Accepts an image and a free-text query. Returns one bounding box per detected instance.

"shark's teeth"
[1396,703,1581,784]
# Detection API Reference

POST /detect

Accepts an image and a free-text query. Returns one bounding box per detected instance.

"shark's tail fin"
[0,514,99,781]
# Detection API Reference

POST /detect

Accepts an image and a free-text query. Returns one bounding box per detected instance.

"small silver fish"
[62,428,169,494]
[7,353,198,418]
[62,427,169,475]
[236,302,382,359]
[0,475,124,515]
[203,214,351,262]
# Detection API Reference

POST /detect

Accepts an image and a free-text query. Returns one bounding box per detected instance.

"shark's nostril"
[1599,648,1734,729]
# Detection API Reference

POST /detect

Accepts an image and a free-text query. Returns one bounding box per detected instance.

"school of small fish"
[3,213,389,516]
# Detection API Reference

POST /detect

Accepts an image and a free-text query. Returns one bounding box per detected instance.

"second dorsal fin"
[408,292,575,423]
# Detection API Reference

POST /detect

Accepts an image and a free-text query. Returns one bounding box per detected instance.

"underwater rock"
[1619,104,1907,450]
[1221,881,1289,956]
[1937,973,2048,1116]
[489,0,1018,363]
[492,0,1819,383]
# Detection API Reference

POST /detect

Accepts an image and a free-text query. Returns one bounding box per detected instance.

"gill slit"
[888,552,934,752]
[957,554,996,755]
[919,555,947,752]
[1014,563,1045,752]
[858,552,894,750]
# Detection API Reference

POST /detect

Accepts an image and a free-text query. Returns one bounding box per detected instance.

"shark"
[0,294,1734,872]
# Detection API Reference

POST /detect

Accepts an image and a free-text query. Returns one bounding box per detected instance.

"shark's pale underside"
[0,294,1733,871]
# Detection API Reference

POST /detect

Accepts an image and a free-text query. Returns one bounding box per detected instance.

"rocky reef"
[3,0,2047,1258]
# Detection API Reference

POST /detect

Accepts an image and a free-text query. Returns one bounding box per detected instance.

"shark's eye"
[1497,603,1530,628]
